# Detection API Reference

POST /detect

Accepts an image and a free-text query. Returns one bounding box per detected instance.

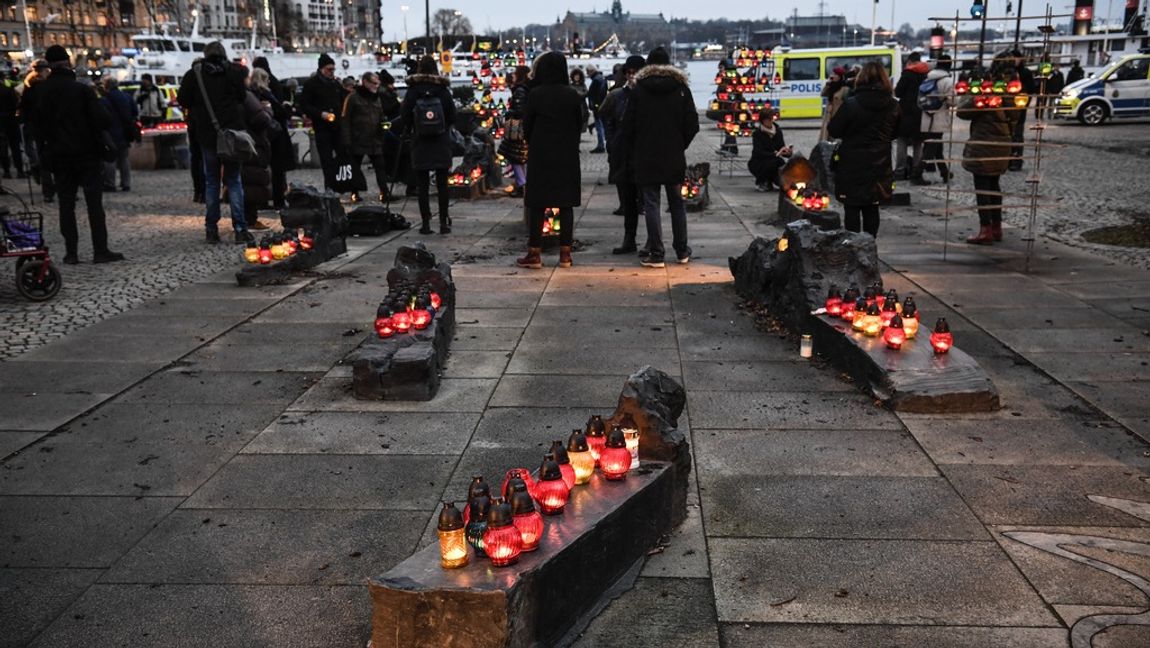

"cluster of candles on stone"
[242,230,314,264]
[373,283,442,338]
[785,183,832,211]
[436,414,642,569]
[823,283,953,354]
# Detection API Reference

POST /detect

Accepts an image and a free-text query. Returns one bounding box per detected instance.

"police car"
[1056,51,1150,125]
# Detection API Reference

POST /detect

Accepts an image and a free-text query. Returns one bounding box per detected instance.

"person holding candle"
[748,108,790,192]
[298,53,347,193]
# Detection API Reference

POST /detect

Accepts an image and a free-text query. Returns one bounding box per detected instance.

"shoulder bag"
[193,64,257,163]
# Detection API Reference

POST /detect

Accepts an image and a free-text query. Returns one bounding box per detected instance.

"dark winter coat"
[1046,69,1065,95]
[33,66,112,166]
[749,126,786,169]
[341,86,387,156]
[1065,64,1085,85]
[253,85,295,171]
[100,88,138,150]
[587,70,608,116]
[176,56,248,152]
[623,64,699,186]
[956,96,1020,176]
[599,84,632,184]
[298,72,346,132]
[524,52,584,208]
[241,89,277,209]
[827,83,899,206]
[399,73,455,171]
[894,62,929,138]
[498,81,530,165]
[0,83,18,119]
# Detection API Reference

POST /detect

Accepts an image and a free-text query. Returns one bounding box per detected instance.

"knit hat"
[318,53,335,69]
[378,69,395,86]
[44,45,69,64]
[832,66,846,76]
[623,55,646,73]
[646,47,670,66]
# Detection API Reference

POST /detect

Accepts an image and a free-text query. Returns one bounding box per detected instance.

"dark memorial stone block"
[349,243,455,400]
[729,223,998,413]
[236,184,348,286]
[366,370,692,647]
[369,464,676,648]
[605,366,691,527]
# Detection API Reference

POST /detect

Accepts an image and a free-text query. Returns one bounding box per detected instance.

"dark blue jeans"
[202,147,246,234]
[640,183,689,259]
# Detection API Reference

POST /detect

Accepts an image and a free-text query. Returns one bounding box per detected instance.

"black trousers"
[843,205,880,237]
[918,133,949,179]
[1010,110,1027,167]
[314,128,340,191]
[0,118,23,173]
[354,153,389,198]
[748,156,784,186]
[189,135,204,198]
[53,159,109,256]
[619,183,640,246]
[972,174,1003,226]
[416,168,449,224]
[528,206,573,247]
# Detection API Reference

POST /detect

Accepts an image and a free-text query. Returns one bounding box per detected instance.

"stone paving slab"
[520,322,680,349]
[639,498,711,579]
[681,360,853,393]
[1026,351,1150,382]
[117,370,321,405]
[101,509,427,585]
[12,333,203,365]
[0,568,103,648]
[454,307,534,328]
[940,464,1150,526]
[53,402,285,444]
[469,406,608,450]
[0,360,164,396]
[956,306,1132,330]
[26,583,369,648]
[180,341,358,373]
[700,475,986,540]
[688,391,901,430]
[288,377,497,413]
[0,432,43,460]
[506,346,682,376]
[0,392,112,432]
[0,496,180,568]
[243,411,480,455]
[181,454,454,510]
[902,417,1150,467]
[693,429,937,477]
[450,325,523,351]
[77,314,241,340]
[572,577,721,648]
[719,624,1070,647]
[527,304,675,327]
[489,374,631,408]
[992,328,1150,354]
[440,350,512,378]
[989,525,1150,608]
[709,538,1057,626]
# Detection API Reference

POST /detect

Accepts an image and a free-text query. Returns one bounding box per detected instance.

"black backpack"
[414,91,445,137]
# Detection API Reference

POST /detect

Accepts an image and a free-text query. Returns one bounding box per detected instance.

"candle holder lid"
[438,501,465,531]
[549,440,570,464]
[934,317,950,333]
[510,489,537,515]
[539,455,563,481]
[606,426,627,448]
[566,429,589,453]
[585,414,606,437]
[486,497,513,527]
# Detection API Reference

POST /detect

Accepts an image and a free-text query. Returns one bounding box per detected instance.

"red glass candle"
[535,456,570,515]
[599,428,632,480]
[549,441,576,490]
[411,307,432,330]
[510,489,543,552]
[930,318,953,354]
[884,314,906,350]
[391,311,412,333]
[585,415,607,463]
[863,286,877,308]
[429,291,442,310]
[482,498,523,566]
[258,242,273,264]
[501,468,537,501]
[374,316,394,338]
[824,287,843,316]
[299,231,314,250]
[880,300,898,327]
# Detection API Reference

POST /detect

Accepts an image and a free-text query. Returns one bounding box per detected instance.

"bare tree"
[432,9,472,37]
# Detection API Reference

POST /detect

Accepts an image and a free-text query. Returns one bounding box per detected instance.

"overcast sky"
[384,0,1087,39]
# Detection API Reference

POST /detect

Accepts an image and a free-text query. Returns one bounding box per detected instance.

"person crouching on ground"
[748,109,790,192]
[623,46,699,268]
[827,61,899,238]
[399,55,455,235]
[516,52,583,270]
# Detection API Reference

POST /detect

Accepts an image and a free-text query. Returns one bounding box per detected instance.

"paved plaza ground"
[1,118,1150,647]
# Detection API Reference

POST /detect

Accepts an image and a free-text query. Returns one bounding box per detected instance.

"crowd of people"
[748,48,1042,244]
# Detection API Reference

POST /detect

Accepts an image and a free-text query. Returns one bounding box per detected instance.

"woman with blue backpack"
[399,56,456,235]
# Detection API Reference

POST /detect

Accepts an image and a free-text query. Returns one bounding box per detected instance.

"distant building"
[558,0,673,50]
[752,15,873,50]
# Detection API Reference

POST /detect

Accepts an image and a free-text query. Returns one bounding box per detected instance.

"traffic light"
[971,0,986,18]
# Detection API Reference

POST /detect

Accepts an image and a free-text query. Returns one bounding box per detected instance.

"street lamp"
[401,4,408,45]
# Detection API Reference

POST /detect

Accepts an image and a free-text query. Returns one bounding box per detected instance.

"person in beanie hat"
[599,53,645,253]
[298,52,347,191]
[33,44,125,263]
[177,40,254,244]
[623,46,699,267]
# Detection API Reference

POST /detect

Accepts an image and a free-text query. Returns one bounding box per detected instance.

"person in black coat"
[894,52,929,179]
[515,51,584,270]
[1005,49,1036,171]
[623,47,699,268]
[0,74,24,178]
[252,57,294,207]
[748,109,790,191]
[398,55,455,234]
[298,53,346,191]
[34,45,124,263]
[98,77,138,192]
[177,41,253,244]
[1065,59,1085,85]
[828,61,900,238]
[599,54,645,254]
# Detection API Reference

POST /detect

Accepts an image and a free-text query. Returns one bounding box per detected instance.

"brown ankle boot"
[966,225,995,245]
[990,222,1003,241]
[516,247,543,269]
[558,246,573,268]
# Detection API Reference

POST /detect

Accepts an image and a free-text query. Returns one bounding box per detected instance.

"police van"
[1055,51,1150,125]
[771,45,902,119]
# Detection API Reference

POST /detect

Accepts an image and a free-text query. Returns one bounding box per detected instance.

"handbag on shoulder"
[193,64,257,163]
